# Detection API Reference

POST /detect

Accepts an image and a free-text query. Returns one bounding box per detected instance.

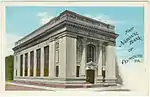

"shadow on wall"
[115,56,123,85]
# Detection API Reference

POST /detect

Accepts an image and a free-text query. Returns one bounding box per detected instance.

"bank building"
[13,10,119,88]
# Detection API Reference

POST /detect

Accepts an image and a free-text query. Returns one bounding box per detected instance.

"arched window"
[87,44,96,63]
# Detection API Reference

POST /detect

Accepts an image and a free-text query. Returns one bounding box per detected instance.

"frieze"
[67,17,115,34]
[86,38,99,46]
[15,15,67,46]
[66,24,116,43]
[64,10,115,32]
[14,30,67,53]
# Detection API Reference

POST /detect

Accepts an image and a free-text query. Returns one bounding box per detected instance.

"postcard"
[1,2,149,96]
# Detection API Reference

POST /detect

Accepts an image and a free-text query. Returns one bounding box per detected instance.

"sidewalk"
[5,83,50,91]
[6,82,130,92]
[6,82,61,91]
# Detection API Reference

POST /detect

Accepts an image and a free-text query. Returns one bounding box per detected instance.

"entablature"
[13,10,118,53]
[14,10,116,47]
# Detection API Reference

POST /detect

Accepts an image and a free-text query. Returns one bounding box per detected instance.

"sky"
[6,6,144,64]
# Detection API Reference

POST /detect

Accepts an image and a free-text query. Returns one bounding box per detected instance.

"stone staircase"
[12,80,118,88]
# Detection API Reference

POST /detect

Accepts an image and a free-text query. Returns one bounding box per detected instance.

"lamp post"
[102,67,106,82]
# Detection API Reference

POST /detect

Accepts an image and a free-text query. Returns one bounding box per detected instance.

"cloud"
[6,33,22,56]
[37,12,54,25]
[84,14,125,25]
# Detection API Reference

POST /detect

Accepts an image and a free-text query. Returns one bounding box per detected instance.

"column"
[105,44,116,80]
[33,50,37,77]
[28,52,30,77]
[97,43,102,77]
[66,36,76,78]
[80,38,86,76]
[17,54,20,77]
[13,54,17,78]
[49,41,55,77]
[22,54,25,77]
[102,44,106,67]
[59,37,67,78]
[41,47,44,77]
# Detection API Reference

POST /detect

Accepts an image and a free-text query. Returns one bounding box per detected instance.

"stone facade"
[13,10,118,85]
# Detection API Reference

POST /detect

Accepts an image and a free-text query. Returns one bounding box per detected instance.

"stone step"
[13,80,87,88]
[13,80,117,88]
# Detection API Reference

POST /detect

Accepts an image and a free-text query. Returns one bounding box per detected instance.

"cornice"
[13,11,118,52]
[15,10,116,46]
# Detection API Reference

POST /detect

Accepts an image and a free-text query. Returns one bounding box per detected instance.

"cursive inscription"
[119,26,143,64]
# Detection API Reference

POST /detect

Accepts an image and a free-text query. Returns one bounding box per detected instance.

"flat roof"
[15,10,115,46]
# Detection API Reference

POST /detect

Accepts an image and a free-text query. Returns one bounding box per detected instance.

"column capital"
[81,37,87,43]
[102,42,108,46]
[102,41,116,47]
[98,41,103,47]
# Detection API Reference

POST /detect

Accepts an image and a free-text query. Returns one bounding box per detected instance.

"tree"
[5,55,14,81]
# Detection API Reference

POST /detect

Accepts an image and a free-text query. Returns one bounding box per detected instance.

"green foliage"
[5,55,14,81]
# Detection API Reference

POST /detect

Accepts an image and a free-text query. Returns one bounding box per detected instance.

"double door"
[86,69,95,84]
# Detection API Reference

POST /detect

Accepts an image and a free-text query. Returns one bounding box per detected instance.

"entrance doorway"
[86,69,95,84]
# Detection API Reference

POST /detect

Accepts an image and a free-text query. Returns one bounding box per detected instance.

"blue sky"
[6,6,144,64]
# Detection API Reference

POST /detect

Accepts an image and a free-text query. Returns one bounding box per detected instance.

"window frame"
[36,49,41,76]
[76,65,80,77]
[24,53,28,76]
[86,44,96,63]
[44,46,49,76]
[20,55,23,76]
[30,51,34,76]
[56,65,59,77]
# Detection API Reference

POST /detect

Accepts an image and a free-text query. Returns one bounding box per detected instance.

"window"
[36,49,41,76]
[20,55,23,76]
[76,66,80,77]
[56,66,59,77]
[44,46,49,76]
[16,69,17,76]
[30,51,34,76]
[87,44,96,63]
[25,53,28,76]
[55,41,59,64]
[76,38,83,64]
